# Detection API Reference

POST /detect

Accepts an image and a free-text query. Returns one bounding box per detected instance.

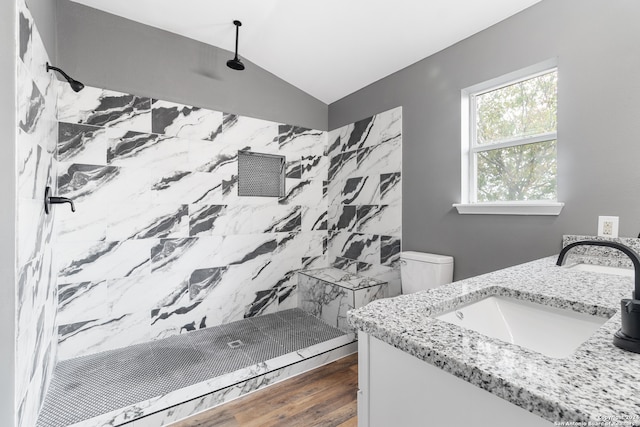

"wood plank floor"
[170,353,358,427]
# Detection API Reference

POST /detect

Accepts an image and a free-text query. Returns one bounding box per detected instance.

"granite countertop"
[348,255,640,425]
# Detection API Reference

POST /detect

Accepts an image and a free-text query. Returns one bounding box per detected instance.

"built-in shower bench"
[298,267,388,332]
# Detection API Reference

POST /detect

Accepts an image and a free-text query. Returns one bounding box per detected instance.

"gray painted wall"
[55,0,328,131]
[329,0,640,280]
[1,1,16,425]
[25,0,57,61]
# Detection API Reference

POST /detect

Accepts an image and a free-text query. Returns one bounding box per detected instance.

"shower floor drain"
[227,340,244,349]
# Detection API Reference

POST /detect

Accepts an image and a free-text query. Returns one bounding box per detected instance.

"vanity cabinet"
[357,333,552,427]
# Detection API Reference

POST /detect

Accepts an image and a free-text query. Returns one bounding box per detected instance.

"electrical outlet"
[598,216,619,238]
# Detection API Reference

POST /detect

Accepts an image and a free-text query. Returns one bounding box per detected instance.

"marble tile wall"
[15,1,59,426]
[55,85,331,359]
[326,107,403,296]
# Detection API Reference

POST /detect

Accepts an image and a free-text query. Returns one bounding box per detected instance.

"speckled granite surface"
[348,255,640,425]
[563,235,640,269]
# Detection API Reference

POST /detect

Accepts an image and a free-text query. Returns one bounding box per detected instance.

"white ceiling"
[70,0,542,104]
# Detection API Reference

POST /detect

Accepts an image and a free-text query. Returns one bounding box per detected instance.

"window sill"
[453,202,564,216]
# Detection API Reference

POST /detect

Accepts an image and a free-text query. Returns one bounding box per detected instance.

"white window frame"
[454,58,564,216]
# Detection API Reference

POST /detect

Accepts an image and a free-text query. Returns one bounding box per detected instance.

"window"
[455,59,563,215]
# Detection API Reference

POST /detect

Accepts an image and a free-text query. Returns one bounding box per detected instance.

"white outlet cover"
[598,216,619,238]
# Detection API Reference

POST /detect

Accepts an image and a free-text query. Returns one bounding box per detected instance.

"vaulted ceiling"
[70,0,542,104]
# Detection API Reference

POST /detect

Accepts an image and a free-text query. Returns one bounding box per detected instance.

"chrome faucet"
[556,239,640,353]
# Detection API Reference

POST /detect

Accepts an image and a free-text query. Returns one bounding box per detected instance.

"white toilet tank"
[400,251,454,294]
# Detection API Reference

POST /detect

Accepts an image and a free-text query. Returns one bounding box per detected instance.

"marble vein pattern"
[338,233,381,265]
[57,281,108,325]
[380,172,401,205]
[58,122,108,165]
[149,170,224,205]
[58,85,151,133]
[326,107,402,297]
[302,205,328,232]
[277,125,326,157]
[331,176,379,206]
[301,154,329,180]
[333,257,358,273]
[355,261,402,297]
[356,137,402,176]
[18,77,45,135]
[57,239,152,282]
[299,274,352,331]
[300,267,388,290]
[356,204,401,236]
[15,2,59,427]
[107,132,189,171]
[380,236,402,266]
[286,159,302,179]
[299,268,388,332]
[219,113,279,154]
[327,107,402,157]
[151,99,223,141]
[348,253,640,425]
[55,84,332,359]
[327,150,357,183]
[189,141,238,175]
[188,204,301,237]
[106,202,189,241]
[142,232,323,340]
[328,205,357,232]
[57,163,120,201]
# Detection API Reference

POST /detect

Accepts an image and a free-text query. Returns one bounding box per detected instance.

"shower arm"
[46,63,72,82]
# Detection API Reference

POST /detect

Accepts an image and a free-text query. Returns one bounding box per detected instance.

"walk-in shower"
[16,3,402,425]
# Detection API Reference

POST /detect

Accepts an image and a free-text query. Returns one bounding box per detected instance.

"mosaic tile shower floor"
[37,309,346,427]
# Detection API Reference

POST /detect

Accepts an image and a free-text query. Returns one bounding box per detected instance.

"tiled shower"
[54,83,330,360]
[13,0,402,426]
[16,2,59,426]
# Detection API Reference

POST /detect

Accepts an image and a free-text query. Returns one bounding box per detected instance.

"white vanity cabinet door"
[358,333,553,427]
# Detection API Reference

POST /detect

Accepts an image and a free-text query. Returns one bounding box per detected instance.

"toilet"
[400,251,454,294]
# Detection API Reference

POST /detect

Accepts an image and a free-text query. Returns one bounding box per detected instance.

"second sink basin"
[435,295,610,358]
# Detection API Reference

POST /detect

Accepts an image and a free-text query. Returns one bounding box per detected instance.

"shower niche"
[237,150,286,198]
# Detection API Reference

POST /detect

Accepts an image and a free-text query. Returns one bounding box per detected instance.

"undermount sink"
[565,263,634,277]
[436,295,610,358]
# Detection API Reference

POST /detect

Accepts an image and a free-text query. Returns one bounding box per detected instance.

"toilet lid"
[400,251,453,264]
